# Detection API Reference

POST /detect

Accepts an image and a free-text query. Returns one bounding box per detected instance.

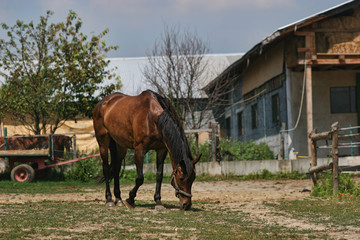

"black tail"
[97,138,125,184]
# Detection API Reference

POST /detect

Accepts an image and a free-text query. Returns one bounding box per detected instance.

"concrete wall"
[140,158,352,176]
[1,157,358,176]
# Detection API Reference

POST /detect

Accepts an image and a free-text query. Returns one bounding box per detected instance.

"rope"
[282,57,307,132]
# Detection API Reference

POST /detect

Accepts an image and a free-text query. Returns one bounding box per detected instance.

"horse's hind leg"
[97,133,114,206]
[125,146,145,208]
[110,140,127,206]
[154,148,167,210]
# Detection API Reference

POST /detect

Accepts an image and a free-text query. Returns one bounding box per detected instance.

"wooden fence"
[308,122,360,193]
[184,122,220,162]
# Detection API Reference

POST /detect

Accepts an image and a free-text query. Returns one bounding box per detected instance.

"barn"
[205,0,360,159]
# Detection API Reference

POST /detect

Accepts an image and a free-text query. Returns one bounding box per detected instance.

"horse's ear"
[192,154,202,165]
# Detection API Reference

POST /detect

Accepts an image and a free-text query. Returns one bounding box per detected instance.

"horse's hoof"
[124,199,135,209]
[115,198,125,207]
[155,205,165,211]
[106,201,115,207]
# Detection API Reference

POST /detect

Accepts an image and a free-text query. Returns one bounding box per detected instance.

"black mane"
[150,90,194,175]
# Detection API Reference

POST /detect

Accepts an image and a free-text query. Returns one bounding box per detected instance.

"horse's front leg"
[154,148,167,210]
[125,147,145,209]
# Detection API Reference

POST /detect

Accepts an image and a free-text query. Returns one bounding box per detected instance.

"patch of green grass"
[196,169,307,182]
[0,200,329,240]
[265,199,360,229]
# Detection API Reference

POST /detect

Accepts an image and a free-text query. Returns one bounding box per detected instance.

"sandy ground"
[0,179,312,204]
[1,179,359,239]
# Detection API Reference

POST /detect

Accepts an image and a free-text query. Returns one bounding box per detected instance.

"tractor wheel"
[10,164,35,182]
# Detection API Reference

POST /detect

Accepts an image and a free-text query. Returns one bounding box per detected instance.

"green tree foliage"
[0,10,121,134]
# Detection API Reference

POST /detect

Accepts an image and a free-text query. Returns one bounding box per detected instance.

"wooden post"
[331,122,339,194]
[73,134,77,159]
[279,122,286,160]
[211,122,217,162]
[306,64,313,157]
[309,129,317,186]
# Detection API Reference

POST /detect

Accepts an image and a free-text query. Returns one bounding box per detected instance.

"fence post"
[350,125,354,156]
[73,134,77,159]
[210,122,216,162]
[4,127,8,150]
[331,122,339,194]
[309,129,317,186]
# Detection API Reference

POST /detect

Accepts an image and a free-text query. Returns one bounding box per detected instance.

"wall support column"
[306,64,313,157]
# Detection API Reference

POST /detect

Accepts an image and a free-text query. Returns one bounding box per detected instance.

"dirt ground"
[1,179,359,239]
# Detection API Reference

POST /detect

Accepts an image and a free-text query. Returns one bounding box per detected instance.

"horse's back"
[93,90,164,148]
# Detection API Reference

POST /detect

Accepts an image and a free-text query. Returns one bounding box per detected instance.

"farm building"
[0,53,242,151]
[205,0,360,159]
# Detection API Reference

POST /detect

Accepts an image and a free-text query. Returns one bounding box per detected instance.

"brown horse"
[93,90,201,210]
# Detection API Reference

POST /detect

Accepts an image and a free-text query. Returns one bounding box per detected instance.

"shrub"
[219,139,275,161]
[64,156,102,182]
[311,172,360,199]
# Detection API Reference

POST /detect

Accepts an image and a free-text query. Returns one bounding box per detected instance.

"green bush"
[189,140,211,162]
[219,139,275,161]
[311,172,360,199]
[64,156,102,182]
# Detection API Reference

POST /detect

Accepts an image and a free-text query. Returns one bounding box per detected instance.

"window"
[251,104,258,129]
[272,94,280,123]
[225,117,231,138]
[330,87,357,113]
[237,112,243,136]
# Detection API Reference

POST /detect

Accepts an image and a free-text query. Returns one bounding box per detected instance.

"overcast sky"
[0,0,351,57]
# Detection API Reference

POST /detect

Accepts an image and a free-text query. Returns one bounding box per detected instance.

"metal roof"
[206,0,360,90]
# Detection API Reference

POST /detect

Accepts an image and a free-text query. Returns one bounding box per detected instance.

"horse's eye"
[179,176,185,181]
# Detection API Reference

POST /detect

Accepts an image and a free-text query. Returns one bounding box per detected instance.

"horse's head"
[171,154,201,210]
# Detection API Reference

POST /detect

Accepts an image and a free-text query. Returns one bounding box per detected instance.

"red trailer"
[0,133,99,182]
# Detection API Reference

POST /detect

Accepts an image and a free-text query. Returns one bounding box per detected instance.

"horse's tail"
[96,138,125,184]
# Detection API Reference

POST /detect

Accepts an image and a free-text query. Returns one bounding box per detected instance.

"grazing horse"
[93,90,201,210]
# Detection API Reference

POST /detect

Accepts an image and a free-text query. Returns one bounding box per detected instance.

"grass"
[265,199,360,230]
[1,175,359,239]
[0,200,330,240]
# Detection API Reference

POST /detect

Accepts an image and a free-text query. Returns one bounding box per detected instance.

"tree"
[143,25,230,154]
[0,10,120,134]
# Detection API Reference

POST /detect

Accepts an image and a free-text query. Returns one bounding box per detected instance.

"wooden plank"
[297,47,315,53]
[294,31,315,36]
[338,133,360,141]
[309,162,333,174]
[298,59,360,65]
[0,149,49,157]
[311,131,332,141]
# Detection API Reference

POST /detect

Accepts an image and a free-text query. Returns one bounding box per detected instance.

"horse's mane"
[150,90,194,175]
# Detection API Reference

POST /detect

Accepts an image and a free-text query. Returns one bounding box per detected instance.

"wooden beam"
[331,122,339,193]
[297,47,315,53]
[294,31,315,37]
[306,64,313,157]
[309,162,333,174]
[312,27,360,33]
[298,59,360,65]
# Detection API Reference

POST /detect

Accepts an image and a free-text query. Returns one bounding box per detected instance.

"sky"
[0,0,352,58]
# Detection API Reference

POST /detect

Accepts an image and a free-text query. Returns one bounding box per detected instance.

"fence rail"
[308,122,360,194]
